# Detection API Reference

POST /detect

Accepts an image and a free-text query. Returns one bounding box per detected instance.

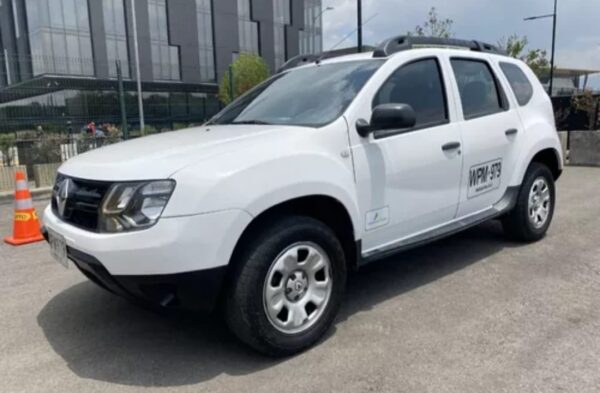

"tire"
[502,162,556,242]
[225,215,347,357]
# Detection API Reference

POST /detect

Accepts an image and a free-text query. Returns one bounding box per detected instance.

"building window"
[300,0,322,55]
[237,0,259,55]
[25,0,94,76]
[272,0,290,69]
[103,0,130,78]
[12,0,20,39]
[195,0,215,82]
[148,0,180,81]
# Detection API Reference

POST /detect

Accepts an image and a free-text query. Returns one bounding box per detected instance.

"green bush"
[218,53,270,105]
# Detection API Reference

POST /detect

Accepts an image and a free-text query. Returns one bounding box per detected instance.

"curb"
[0,187,53,205]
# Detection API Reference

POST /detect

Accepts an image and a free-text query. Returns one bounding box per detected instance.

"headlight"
[99,180,175,233]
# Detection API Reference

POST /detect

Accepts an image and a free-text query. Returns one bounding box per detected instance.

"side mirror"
[356,103,417,137]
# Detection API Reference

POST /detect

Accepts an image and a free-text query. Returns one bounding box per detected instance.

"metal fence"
[0,54,223,136]
[552,94,600,131]
[0,134,123,177]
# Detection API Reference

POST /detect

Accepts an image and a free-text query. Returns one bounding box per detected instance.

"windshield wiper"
[231,120,273,125]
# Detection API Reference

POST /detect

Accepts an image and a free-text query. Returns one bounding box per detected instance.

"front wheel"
[225,216,347,356]
[502,162,556,242]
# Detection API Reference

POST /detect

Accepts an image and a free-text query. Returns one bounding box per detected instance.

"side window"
[451,59,507,119]
[499,62,534,106]
[373,58,448,129]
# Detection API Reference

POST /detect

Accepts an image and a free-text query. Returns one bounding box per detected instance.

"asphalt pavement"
[1,166,599,393]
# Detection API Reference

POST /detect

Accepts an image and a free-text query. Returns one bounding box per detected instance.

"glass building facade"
[195,0,215,82]
[103,0,130,78]
[0,0,322,132]
[300,0,323,55]
[237,0,259,55]
[25,0,94,76]
[272,0,291,70]
[148,0,180,81]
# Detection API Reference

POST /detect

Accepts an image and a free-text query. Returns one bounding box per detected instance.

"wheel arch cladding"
[227,195,358,274]
[531,148,562,180]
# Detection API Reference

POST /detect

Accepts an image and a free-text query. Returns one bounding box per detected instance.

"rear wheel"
[225,216,347,356]
[502,162,556,242]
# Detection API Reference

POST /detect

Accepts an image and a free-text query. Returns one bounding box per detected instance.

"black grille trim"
[52,174,113,232]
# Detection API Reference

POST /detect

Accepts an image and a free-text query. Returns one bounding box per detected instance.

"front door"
[351,57,464,254]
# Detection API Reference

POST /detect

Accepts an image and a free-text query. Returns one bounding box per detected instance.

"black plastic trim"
[66,247,226,313]
[373,36,506,58]
[357,185,520,266]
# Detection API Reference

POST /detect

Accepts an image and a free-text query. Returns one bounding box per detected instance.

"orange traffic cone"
[4,171,45,246]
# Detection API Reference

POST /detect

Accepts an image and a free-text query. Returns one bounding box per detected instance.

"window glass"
[499,62,534,106]
[103,0,130,78]
[237,0,259,54]
[451,59,505,119]
[149,0,180,80]
[62,0,78,29]
[25,0,94,76]
[196,0,215,81]
[210,60,383,127]
[75,0,90,31]
[300,0,322,54]
[373,58,447,128]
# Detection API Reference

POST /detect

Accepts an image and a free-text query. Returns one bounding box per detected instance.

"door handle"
[442,141,461,151]
[505,128,518,136]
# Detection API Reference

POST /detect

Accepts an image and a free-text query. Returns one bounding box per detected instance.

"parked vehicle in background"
[42,36,563,356]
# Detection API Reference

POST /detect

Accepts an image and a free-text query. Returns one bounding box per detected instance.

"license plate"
[48,229,69,268]
[468,159,503,198]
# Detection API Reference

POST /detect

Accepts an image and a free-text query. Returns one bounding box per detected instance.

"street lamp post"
[357,0,362,52]
[524,0,558,96]
[131,0,145,135]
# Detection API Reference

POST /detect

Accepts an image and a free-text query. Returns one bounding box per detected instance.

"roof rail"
[276,46,376,73]
[373,36,507,58]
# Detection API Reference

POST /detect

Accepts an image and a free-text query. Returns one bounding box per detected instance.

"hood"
[58,125,310,181]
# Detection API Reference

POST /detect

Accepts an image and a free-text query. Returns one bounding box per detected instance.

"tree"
[497,35,550,80]
[497,34,528,58]
[410,7,454,38]
[218,53,270,105]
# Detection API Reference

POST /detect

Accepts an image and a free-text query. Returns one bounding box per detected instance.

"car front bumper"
[42,205,253,311]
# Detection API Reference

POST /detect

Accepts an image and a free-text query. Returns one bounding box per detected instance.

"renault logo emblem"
[56,178,72,217]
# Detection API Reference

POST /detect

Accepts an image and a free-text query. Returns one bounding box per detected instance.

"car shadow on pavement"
[37,220,523,387]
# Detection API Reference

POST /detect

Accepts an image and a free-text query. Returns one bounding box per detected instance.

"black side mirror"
[356,103,417,137]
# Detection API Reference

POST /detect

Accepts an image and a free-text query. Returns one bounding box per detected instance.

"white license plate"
[467,159,503,198]
[48,229,69,268]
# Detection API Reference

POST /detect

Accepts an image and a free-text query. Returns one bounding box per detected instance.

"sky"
[321,0,600,88]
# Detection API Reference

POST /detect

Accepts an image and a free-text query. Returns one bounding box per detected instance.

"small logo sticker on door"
[468,158,502,198]
[366,207,390,231]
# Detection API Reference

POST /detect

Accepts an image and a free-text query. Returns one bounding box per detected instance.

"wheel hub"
[285,270,309,302]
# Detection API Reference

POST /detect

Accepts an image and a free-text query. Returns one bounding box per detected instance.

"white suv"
[43,36,563,356]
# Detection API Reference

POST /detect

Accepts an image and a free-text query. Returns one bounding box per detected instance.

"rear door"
[448,56,524,217]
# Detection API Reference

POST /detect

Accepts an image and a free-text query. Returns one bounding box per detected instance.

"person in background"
[87,121,96,136]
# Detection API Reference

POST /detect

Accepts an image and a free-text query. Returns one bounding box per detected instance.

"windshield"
[209,60,384,127]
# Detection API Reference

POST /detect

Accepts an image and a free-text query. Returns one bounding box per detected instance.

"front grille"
[52,174,112,232]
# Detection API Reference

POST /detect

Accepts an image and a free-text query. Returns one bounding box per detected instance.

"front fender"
[164,151,360,238]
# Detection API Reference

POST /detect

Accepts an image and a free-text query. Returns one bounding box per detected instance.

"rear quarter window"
[499,62,534,106]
